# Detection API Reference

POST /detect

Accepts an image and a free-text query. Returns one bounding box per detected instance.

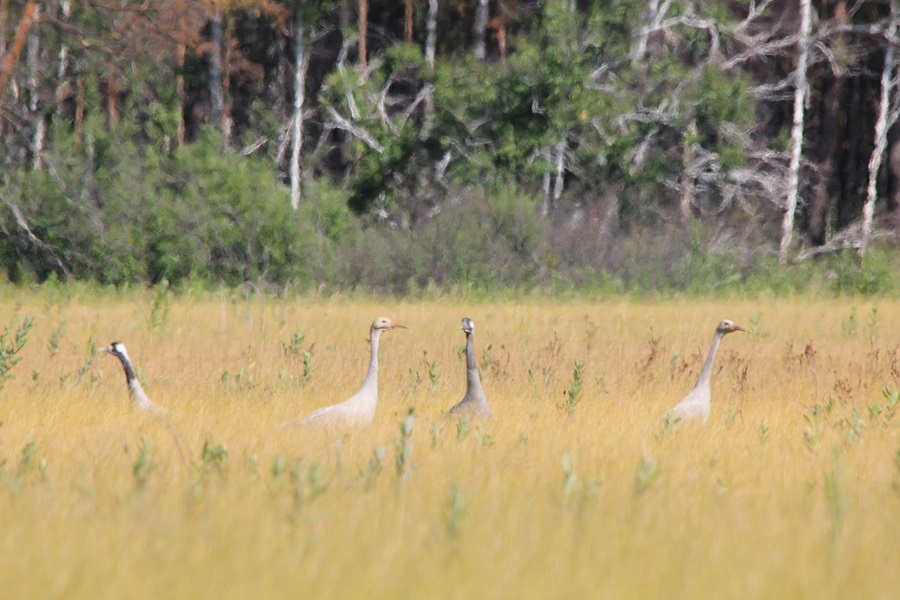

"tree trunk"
[0,0,8,49]
[541,173,551,218]
[55,0,71,122]
[337,1,351,178]
[176,42,186,147]
[106,65,118,129]
[859,0,898,257]
[209,8,225,135]
[551,137,566,209]
[496,13,507,60]
[0,1,37,96]
[26,5,42,170]
[0,0,7,142]
[425,0,437,68]
[888,124,900,229]
[807,1,847,246]
[807,76,844,245]
[404,0,413,43]
[358,0,368,69]
[220,14,234,146]
[290,11,306,210]
[779,0,814,265]
[474,0,488,61]
[74,74,84,150]
[680,120,697,219]
[839,75,864,228]
[422,0,437,138]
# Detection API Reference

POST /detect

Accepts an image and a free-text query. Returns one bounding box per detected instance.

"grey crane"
[101,341,168,416]
[290,317,405,427]
[668,319,745,423]
[448,317,493,418]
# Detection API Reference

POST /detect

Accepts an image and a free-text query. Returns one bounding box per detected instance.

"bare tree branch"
[0,194,69,277]
[326,107,383,153]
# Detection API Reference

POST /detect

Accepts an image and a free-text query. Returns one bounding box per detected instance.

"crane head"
[717,320,746,335]
[372,317,406,332]
[460,318,475,334]
[101,341,130,359]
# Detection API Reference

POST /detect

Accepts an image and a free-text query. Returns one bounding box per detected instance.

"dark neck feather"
[117,354,138,387]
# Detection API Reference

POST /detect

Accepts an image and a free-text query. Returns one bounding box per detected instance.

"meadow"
[1,288,899,599]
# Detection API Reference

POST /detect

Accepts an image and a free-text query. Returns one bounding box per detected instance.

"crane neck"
[464,331,486,399]
[117,355,138,388]
[361,328,381,394]
[115,354,155,409]
[694,330,723,391]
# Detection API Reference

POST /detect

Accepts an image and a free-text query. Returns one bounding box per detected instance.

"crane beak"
[391,321,407,330]
[731,324,747,333]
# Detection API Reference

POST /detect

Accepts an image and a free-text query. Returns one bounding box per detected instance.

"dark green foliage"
[0,0,897,296]
[0,120,355,289]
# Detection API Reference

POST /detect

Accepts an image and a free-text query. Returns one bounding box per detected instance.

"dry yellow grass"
[1,290,900,599]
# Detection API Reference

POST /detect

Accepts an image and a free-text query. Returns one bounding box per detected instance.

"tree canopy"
[0,0,898,292]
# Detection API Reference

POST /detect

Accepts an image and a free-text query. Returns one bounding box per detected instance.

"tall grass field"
[1,289,899,599]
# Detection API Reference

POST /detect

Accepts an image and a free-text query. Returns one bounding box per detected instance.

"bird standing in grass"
[668,319,745,424]
[288,317,405,427]
[448,317,493,418]
[101,341,168,416]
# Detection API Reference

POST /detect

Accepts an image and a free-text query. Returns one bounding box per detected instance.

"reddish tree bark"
[404,0,413,43]
[0,1,38,96]
[358,0,368,68]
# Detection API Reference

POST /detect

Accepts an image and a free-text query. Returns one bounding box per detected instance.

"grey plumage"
[448,317,493,418]
[286,317,405,427]
[668,319,745,423]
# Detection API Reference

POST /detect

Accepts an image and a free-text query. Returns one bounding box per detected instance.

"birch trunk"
[859,0,898,257]
[55,1,71,122]
[220,15,234,146]
[422,0,437,138]
[474,0,488,61]
[26,5,42,170]
[551,137,566,210]
[290,12,306,210]
[779,0,813,265]
[425,0,437,68]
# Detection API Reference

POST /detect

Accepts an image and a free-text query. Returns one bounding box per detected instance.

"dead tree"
[779,0,814,265]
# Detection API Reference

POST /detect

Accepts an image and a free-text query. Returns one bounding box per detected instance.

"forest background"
[1,0,899,297]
